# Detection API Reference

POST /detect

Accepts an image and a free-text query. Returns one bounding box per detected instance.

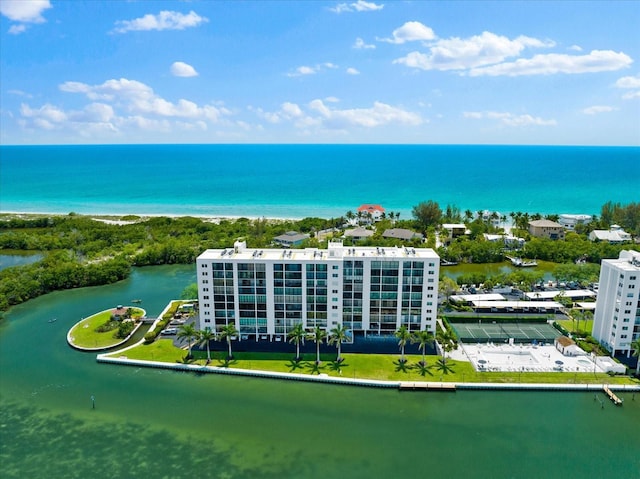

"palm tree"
[307,326,327,364]
[394,325,412,363]
[328,324,349,363]
[177,323,197,358]
[437,328,456,365]
[287,323,305,361]
[631,338,640,376]
[411,330,435,366]
[219,323,238,360]
[197,327,217,363]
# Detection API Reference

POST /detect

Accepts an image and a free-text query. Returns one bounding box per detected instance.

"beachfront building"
[528,219,565,240]
[593,250,640,357]
[558,214,592,231]
[196,240,439,340]
[357,204,385,223]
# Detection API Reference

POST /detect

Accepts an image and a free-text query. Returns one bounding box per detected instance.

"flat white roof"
[198,245,439,262]
[524,290,595,300]
[575,302,597,310]
[451,293,505,302]
[472,300,562,309]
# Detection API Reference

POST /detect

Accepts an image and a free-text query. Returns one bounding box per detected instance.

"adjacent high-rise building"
[196,240,440,340]
[593,250,640,356]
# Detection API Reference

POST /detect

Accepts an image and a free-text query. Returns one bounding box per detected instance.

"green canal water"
[1,265,638,478]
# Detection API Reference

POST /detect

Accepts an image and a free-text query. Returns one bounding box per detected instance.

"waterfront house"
[357,204,385,223]
[558,214,592,231]
[528,219,565,240]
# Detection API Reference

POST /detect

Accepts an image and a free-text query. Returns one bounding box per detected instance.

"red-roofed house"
[357,204,385,223]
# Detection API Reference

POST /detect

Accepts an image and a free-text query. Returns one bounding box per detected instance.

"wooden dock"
[603,385,623,405]
[399,382,456,392]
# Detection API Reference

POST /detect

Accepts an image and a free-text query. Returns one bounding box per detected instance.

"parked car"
[160,327,178,335]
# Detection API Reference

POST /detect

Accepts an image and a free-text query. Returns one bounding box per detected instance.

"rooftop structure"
[197,240,440,341]
[524,290,596,301]
[593,250,640,356]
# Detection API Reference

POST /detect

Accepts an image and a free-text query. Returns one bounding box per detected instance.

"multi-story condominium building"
[196,240,440,340]
[593,250,640,356]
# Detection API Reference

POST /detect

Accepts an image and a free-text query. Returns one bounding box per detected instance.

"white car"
[160,327,178,335]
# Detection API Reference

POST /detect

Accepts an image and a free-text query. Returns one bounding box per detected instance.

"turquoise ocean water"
[1,144,639,218]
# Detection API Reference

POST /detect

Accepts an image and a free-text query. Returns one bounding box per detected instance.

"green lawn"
[69,307,144,349]
[556,318,594,335]
[110,341,639,386]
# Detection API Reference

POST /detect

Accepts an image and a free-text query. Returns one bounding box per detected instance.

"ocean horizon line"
[2,143,639,148]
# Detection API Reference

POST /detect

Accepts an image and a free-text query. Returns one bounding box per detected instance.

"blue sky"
[1,0,639,145]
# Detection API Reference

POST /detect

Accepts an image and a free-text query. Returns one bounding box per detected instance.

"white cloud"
[615,74,640,89]
[287,63,339,77]
[394,32,553,71]
[324,96,340,103]
[170,61,199,77]
[582,105,617,115]
[8,24,27,34]
[346,67,360,75]
[255,99,422,132]
[19,77,232,137]
[468,50,632,76]
[288,66,317,77]
[112,10,208,34]
[1,0,51,23]
[379,21,435,44]
[309,100,423,128]
[329,1,384,13]
[464,111,557,127]
[615,74,640,100]
[353,37,375,49]
[569,45,583,52]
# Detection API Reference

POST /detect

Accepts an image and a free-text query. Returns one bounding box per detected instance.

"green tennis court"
[450,322,560,343]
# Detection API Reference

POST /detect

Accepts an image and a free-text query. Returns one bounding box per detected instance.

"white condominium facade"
[196,240,440,339]
[593,250,640,356]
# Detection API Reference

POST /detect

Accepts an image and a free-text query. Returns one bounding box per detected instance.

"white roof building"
[589,226,632,243]
[593,250,640,356]
[197,241,440,340]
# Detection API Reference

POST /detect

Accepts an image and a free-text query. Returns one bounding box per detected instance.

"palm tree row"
[394,325,436,365]
[287,323,351,364]
[177,322,239,361]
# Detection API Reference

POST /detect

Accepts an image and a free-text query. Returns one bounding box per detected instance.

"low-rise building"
[357,204,385,222]
[528,219,565,240]
[442,223,467,242]
[558,214,592,230]
[273,231,310,247]
[343,227,374,241]
[588,225,632,243]
[382,228,424,242]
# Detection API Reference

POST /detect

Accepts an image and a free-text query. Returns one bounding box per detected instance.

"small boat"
[48,318,57,323]
[131,299,142,303]
[440,260,458,266]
